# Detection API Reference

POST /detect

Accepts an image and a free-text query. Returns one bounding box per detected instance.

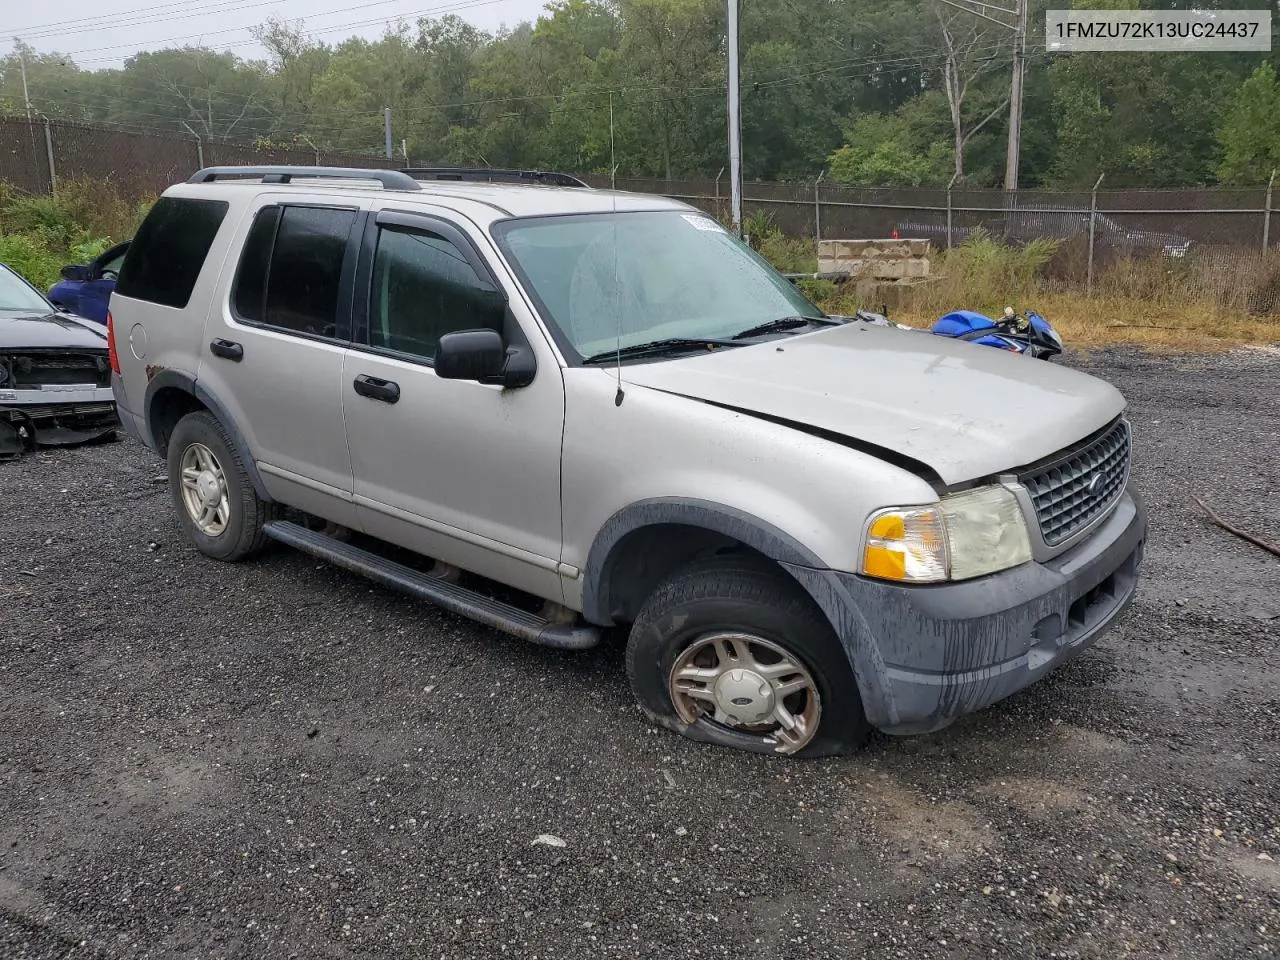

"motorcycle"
[845,305,1065,360]
[929,306,1064,360]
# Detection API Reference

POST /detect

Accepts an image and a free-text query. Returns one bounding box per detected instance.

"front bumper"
[0,385,120,446]
[786,485,1146,735]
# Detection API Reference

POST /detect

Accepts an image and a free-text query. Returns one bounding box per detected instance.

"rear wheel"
[625,556,870,757]
[168,410,275,561]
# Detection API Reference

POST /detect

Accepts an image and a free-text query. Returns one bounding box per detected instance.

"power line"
[23,41,1043,133]
[40,0,519,65]
[13,0,281,42]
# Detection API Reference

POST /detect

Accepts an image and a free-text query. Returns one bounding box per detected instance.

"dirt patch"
[846,773,993,877]
[976,776,1093,819]
[1229,850,1280,894]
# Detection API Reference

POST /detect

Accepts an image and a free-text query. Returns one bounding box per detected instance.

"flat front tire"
[625,556,870,758]
[167,410,275,561]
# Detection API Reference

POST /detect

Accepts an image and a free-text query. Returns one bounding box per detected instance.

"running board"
[263,520,600,650]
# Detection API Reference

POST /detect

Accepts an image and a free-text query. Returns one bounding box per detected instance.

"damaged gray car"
[0,261,119,459]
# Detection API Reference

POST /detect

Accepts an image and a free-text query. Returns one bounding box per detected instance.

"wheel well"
[148,387,207,456]
[597,523,784,624]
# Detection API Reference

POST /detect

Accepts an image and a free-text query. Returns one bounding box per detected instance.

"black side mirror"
[436,329,508,383]
[60,265,92,282]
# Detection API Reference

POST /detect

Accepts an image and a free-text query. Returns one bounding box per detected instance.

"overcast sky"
[13,0,554,70]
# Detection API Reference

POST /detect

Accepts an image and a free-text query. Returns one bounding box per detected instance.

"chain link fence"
[5,116,1280,310]
[0,116,394,200]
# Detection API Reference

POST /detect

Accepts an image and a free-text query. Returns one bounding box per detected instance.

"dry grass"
[883,292,1280,353]
[805,231,1280,353]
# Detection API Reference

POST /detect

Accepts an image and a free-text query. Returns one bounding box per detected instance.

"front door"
[197,193,368,527]
[341,207,566,603]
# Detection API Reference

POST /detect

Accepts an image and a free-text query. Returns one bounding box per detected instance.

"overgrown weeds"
[765,227,1280,351]
[0,178,147,291]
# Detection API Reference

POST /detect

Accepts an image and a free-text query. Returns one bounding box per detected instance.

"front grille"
[1020,419,1131,546]
[3,351,111,389]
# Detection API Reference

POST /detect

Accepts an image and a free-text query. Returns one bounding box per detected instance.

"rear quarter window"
[116,196,229,309]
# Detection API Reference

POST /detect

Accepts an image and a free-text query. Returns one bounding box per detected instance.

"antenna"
[610,91,624,407]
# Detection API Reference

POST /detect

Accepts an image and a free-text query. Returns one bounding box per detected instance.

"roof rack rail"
[400,167,589,188]
[187,165,422,191]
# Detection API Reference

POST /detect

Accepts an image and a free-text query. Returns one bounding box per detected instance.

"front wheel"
[625,556,870,757]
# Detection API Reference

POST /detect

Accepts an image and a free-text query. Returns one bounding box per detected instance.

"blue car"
[47,240,130,325]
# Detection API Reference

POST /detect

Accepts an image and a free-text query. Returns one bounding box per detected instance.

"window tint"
[231,206,281,323]
[261,206,356,337]
[369,224,504,360]
[116,197,228,308]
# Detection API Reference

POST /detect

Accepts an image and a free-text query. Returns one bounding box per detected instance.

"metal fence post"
[1087,172,1105,297]
[714,166,725,201]
[43,118,56,192]
[946,172,959,251]
[1264,169,1276,254]
[814,169,825,244]
[180,121,204,169]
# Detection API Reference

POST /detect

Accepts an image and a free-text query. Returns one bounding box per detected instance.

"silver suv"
[108,166,1146,757]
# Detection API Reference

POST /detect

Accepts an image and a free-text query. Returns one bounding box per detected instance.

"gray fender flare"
[143,369,273,503]
[580,498,896,724]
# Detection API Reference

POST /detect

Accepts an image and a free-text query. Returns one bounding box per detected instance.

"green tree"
[1217,62,1280,184]
[828,113,940,186]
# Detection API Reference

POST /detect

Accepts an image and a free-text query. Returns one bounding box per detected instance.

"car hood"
[619,323,1126,486]
[0,310,108,350]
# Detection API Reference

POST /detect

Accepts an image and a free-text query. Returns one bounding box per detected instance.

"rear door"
[196,192,370,527]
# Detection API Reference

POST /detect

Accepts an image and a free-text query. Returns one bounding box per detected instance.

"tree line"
[3,0,1280,189]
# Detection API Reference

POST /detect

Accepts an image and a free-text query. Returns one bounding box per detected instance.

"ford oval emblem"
[1086,472,1106,497]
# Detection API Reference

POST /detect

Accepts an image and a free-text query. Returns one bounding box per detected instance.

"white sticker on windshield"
[682,214,723,232]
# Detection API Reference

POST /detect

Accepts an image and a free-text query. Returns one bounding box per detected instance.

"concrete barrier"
[817,238,933,281]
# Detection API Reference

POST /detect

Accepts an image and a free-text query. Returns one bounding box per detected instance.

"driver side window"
[99,252,127,277]
[369,224,504,361]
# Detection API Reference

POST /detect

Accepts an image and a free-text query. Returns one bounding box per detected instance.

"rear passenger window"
[116,197,228,309]
[231,205,356,338]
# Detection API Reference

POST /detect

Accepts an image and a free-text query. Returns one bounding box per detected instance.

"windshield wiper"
[730,315,841,340]
[580,337,743,365]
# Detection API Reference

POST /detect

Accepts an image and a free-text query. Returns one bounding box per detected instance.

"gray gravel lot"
[1,347,1277,959]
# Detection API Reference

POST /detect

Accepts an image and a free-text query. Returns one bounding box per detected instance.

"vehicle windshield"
[492,210,823,360]
[0,266,53,313]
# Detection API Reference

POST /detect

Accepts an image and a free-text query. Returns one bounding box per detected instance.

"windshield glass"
[493,210,822,360]
[0,266,53,313]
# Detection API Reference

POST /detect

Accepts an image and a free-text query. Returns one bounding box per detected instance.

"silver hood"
[620,323,1126,486]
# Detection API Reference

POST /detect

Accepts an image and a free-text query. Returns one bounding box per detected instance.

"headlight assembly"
[862,485,1032,583]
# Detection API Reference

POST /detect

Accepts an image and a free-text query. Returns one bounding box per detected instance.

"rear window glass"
[116,196,228,309]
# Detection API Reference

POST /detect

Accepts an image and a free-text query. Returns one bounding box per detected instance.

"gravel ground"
[1,347,1277,959]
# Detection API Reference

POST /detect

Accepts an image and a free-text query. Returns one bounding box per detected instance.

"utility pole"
[726,0,743,235]
[1003,0,1028,194]
[17,43,32,122]
[935,0,1027,196]
[383,107,392,160]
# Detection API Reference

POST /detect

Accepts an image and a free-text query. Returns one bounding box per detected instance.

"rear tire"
[167,410,276,561]
[625,555,870,758]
